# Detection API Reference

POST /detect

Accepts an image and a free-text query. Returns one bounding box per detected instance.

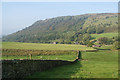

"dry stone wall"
[2,59,77,78]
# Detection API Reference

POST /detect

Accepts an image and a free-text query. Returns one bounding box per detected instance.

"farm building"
[92,45,101,47]
[53,42,56,44]
[74,42,79,44]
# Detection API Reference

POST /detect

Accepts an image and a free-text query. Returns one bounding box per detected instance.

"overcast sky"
[2,2,118,35]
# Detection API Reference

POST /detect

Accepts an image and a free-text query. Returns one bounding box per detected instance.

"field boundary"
[2,59,79,78]
[2,51,81,78]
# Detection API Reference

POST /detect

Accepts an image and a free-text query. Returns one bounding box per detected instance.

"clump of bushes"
[112,41,120,50]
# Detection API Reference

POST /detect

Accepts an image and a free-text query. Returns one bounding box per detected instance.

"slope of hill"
[3,13,118,43]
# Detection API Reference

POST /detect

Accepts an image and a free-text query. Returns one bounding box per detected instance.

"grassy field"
[2,42,118,78]
[29,49,118,78]
[2,42,95,50]
[91,33,118,39]
[2,42,94,60]
[2,54,77,61]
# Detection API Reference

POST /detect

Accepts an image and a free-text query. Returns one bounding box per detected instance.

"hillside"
[3,13,118,43]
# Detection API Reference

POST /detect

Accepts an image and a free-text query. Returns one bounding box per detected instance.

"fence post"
[29,54,32,60]
[78,51,81,59]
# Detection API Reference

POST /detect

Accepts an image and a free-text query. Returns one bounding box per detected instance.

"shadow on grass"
[28,52,82,79]
[28,61,82,79]
[93,47,111,50]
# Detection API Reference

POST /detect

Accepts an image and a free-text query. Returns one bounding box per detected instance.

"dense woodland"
[3,13,118,47]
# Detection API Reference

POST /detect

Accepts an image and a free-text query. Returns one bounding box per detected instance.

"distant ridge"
[3,13,118,43]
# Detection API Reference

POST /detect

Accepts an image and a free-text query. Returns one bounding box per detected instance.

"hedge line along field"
[2,49,78,56]
[29,49,118,78]
[2,42,95,50]
[2,54,77,61]
[2,49,78,61]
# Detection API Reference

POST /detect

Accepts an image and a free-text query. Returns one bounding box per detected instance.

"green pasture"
[2,42,95,50]
[1,42,118,78]
[29,50,118,78]
[91,33,118,39]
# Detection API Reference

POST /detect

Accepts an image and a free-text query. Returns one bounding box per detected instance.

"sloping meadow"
[1,42,96,61]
